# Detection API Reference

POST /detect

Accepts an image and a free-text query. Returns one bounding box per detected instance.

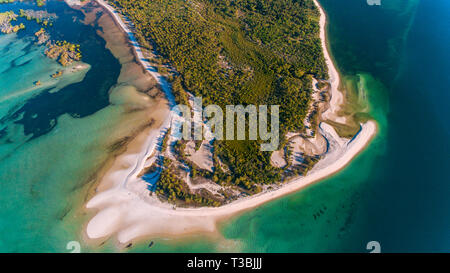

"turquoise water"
[0,1,128,252]
[1,0,449,252]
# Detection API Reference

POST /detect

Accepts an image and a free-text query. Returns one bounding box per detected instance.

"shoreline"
[94,0,175,104]
[313,0,346,125]
[84,0,378,246]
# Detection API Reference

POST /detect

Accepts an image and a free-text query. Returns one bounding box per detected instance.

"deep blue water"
[355,0,450,252]
[318,0,450,252]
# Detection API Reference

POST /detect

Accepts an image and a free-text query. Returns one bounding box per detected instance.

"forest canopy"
[111,0,327,192]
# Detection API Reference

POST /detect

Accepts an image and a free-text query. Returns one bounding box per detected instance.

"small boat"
[148,241,154,248]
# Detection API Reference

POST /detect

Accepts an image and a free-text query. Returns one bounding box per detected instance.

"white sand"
[289,133,327,160]
[84,0,378,245]
[187,140,214,172]
[86,121,377,243]
[270,149,287,168]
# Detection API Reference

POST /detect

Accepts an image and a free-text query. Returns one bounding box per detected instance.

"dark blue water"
[1,1,120,139]
[318,0,450,252]
[353,0,450,252]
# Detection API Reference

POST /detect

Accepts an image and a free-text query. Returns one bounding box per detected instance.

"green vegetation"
[36,0,46,7]
[19,9,57,27]
[0,0,16,4]
[34,27,49,44]
[51,70,63,78]
[45,40,82,66]
[0,11,25,34]
[112,0,328,203]
[156,158,222,207]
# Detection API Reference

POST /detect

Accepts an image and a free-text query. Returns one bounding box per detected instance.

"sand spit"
[313,0,347,125]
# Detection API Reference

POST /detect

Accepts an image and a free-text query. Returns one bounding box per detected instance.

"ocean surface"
[0,0,449,252]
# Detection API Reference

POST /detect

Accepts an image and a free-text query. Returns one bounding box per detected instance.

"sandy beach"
[313,0,347,125]
[84,0,378,246]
